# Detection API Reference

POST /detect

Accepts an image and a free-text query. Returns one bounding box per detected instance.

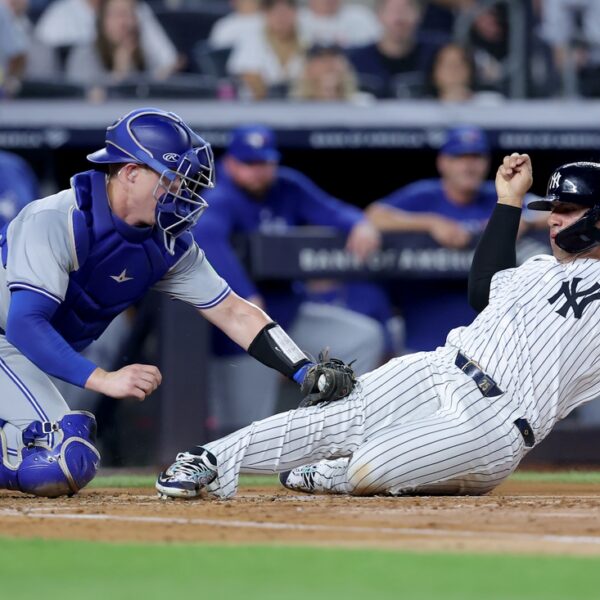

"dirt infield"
[1,479,599,555]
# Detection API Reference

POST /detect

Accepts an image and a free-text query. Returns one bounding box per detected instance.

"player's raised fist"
[495,153,533,208]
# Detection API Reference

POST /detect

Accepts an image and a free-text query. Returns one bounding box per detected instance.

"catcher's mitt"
[299,351,357,407]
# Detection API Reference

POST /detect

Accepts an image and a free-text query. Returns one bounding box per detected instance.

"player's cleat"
[156,449,217,499]
[279,464,323,494]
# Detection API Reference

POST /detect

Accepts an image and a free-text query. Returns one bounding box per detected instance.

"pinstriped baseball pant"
[205,346,527,498]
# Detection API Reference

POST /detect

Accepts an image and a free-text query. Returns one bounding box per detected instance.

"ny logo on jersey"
[548,278,600,318]
[110,269,134,283]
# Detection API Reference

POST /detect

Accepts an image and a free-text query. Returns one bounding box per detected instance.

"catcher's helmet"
[527,161,600,254]
[88,107,215,254]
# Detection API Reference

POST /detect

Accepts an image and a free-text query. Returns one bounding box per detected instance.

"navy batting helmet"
[527,162,600,254]
[88,107,215,254]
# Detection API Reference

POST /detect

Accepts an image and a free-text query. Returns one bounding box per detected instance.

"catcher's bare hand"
[495,153,533,208]
[299,352,357,407]
[85,364,162,401]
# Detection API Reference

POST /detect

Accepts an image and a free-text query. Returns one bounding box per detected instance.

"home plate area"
[1,478,599,555]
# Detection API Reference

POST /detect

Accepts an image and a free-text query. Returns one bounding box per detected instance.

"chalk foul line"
[0,508,599,545]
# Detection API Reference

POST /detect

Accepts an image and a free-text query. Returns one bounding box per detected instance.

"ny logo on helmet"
[548,278,600,319]
[549,171,561,189]
[162,153,180,163]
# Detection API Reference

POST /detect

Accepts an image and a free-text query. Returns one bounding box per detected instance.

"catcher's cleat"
[156,449,217,499]
[279,464,323,494]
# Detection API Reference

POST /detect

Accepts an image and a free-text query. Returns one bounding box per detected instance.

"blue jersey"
[194,162,364,354]
[379,179,498,229]
[378,179,498,352]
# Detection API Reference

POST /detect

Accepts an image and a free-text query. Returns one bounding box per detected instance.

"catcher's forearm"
[247,322,310,379]
[468,203,521,313]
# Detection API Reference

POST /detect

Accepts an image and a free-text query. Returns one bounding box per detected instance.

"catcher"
[0,106,355,499]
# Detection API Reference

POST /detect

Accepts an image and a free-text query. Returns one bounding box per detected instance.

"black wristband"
[247,322,310,379]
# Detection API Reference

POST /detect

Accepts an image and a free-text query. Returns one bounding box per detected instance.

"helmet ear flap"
[555,207,600,253]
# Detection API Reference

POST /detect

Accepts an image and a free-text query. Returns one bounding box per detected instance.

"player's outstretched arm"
[85,364,162,401]
[200,291,272,351]
[200,292,357,404]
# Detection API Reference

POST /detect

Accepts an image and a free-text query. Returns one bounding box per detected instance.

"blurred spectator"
[3,0,59,79]
[227,0,305,99]
[426,42,475,101]
[347,0,442,98]
[425,41,503,102]
[466,3,509,94]
[365,125,496,351]
[0,1,27,95]
[453,2,555,98]
[419,0,475,35]
[35,0,177,75]
[0,150,39,227]
[539,0,600,96]
[195,124,384,433]
[66,0,177,88]
[290,43,362,100]
[298,0,381,48]
[208,0,263,50]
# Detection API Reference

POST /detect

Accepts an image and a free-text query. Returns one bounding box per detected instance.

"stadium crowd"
[0,0,597,101]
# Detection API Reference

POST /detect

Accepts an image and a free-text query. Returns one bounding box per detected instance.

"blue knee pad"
[17,411,100,498]
[0,417,20,491]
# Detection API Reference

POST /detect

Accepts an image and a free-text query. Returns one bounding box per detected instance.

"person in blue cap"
[194,123,387,434]
[366,125,497,351]
[0,108,353,498]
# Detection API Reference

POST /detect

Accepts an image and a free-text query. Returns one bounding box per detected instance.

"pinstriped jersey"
[447,255,600,441]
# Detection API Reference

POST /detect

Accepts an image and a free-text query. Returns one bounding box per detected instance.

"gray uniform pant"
[0,336,69,466]
[208,302,385,431]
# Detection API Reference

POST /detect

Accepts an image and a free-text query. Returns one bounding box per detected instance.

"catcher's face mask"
[154,143,215,254]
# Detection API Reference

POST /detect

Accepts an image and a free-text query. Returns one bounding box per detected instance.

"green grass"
[90,470,600,489]
[0,538,599,600]
[511,470,600,484]
[89,474,279,488]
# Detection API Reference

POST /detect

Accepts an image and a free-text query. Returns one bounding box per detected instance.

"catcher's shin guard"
[0,418,19,491]
[17,411,100,497]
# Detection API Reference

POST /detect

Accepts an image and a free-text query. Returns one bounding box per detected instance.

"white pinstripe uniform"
[203,254,600,498]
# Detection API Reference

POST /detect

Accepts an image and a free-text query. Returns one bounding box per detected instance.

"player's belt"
[455,352,536,448]
[455,352,503,398]
[513,418,535,447]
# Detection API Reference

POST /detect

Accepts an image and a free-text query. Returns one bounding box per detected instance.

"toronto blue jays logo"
[548,278,600,318]
[246,132,267,148]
